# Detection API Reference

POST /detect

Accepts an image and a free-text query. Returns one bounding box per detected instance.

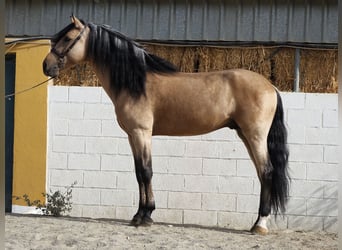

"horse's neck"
[92,63,117,103]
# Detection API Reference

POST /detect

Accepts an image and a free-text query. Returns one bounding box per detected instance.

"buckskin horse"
[43,16,289,235]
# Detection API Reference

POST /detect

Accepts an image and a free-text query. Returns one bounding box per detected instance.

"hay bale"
[272,48,295,91]
[300,50,337,93]
[144,44,196,72]
[55,62,101,87]
[53,45,337,94]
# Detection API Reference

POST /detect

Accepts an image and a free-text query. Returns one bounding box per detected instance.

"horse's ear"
[70,15,83,29]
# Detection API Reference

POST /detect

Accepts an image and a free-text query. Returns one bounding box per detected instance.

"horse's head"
[43,15,89,77]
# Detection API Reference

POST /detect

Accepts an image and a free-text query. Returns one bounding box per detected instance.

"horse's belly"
[152,111,228,136]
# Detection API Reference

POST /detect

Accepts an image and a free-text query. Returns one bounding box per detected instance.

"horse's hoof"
[141,216,154,227]
[130,216,142,227]
[250,225,268,235]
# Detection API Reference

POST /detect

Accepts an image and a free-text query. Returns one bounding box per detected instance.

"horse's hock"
[54,46,338,93]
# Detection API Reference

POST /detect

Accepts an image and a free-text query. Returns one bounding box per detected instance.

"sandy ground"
[5,214,337,250]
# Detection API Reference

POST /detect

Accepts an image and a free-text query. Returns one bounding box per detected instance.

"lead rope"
[4,76,56,99]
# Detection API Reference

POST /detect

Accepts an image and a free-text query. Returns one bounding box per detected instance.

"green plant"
[13,181,76,217]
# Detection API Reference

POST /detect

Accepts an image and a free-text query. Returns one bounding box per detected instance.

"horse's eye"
[64,37,71,42]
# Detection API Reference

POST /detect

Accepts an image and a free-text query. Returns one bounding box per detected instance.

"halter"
[50,25,87,60]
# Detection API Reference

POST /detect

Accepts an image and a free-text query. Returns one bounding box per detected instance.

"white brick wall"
[47,87,338,232]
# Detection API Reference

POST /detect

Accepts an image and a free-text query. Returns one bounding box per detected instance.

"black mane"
[87,23,178,97]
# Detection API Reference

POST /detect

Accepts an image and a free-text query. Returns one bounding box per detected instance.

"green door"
[5,54,15,212]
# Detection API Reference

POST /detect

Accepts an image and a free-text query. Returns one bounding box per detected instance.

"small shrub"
[13,181,76,217]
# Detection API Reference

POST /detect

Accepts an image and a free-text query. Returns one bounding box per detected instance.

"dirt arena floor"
[5,214,337,250]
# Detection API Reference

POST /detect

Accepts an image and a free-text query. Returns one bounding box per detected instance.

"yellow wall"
[6,40,50,206]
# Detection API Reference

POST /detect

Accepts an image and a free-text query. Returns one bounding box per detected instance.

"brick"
[101,90,112,104]
[288,162,306,180]
[307,198,337,217]
[218,141,249,159]
[153,209,183,224]
[286,198,306,216]
[115,206,137,220]
[305,94,337,110]
[50,169,83,187]
[168,157,202,175]
[69,120,101,136]
[289,180,323,198]
[116,172,137,190]
[152,156,168,173]
[323,182,338,199]
[101,189,134,206]
[305,128,338,145]
[48,86,69,102]
[82,205,116,219]
[52,136,85,153]
[236,159,256,177]
[323,109,338,128]
[69,87,102,103]
[68,153,101,170]
[86,137,118,154]
[184,175,219,193]
[50,103,84,120]
[168,192,201,210]
[218,212,254,230]
[83,171,117,188]
[72,188,101,205]
[202,193,236,211]
[53,119,68,135]
[253,179,261,195]
[307,163,338,181]
[101,154,134,172]
[154,191,168,209]
[288,215,324,231]
[101,120,127,137]
[153,139,185,157]
[287,109,321,128]
[268,216,288,230]
[68,204,82,217]
[184,141,218,158]
[48,152,68,169]
[203,158,236,176]
[153,174,184,192]
[281,92,305,109]
[289,144,323,163]
[184,210,217,227]
[53,136,85,153]
[219,177,254,194]
[84,103,114,120]
[324,145,339,163]
[287,125,305,144]
[201,128,237,141]
[236,195,259,213]
[117,138,132,155]
[323,217,338,233]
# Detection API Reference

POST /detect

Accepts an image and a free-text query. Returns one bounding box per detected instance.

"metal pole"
[294,48,300,92]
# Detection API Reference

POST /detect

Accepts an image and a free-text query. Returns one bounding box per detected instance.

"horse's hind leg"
[128,130,155,227]
[238,129,272,235]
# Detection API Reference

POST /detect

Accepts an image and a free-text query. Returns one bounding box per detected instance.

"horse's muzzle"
[43,60,59,77]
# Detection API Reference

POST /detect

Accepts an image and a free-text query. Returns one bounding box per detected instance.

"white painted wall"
[47,86,338,232]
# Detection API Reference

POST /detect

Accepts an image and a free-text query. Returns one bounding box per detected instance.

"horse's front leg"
[128,130,155,227]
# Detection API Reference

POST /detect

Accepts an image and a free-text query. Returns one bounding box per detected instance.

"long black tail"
[267,91,290,215]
